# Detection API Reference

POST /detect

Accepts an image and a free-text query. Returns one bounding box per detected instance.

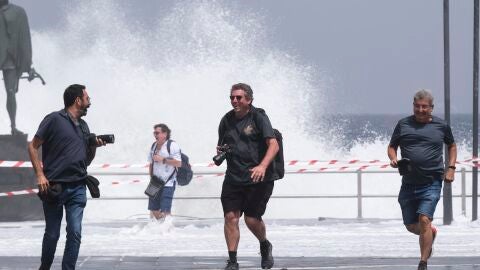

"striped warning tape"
[2,161,476,198]
[0,158,478,169]
[0,173,228,198]
[0,188,38,197]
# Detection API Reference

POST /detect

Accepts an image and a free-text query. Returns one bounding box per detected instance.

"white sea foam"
[1,217,480,257]
[12,0,329,163]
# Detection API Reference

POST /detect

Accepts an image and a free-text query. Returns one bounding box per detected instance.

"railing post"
[357,170,363,219]
[462,167,466,216]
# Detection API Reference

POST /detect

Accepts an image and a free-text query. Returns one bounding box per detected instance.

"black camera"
[87,134,115,146]
[213,144,231,166]
[397,158,412,176]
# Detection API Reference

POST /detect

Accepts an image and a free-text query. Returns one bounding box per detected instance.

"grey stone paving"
[1,256,480,270]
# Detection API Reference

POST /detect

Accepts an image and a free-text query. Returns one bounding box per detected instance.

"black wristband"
[448,165,456,170]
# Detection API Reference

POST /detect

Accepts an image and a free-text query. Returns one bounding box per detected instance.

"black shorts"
[221,181,274,220]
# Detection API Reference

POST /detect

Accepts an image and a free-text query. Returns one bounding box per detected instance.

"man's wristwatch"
[162,158,166,164]
[448,165,456,170]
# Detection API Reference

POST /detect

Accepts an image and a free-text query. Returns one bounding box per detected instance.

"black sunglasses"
[230,95,243,101]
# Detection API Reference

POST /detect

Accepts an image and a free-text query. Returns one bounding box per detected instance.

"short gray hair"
[413,89,434,105]
[231,83,253,101]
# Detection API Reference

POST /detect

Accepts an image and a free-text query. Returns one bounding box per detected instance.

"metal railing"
[91,167,476,219]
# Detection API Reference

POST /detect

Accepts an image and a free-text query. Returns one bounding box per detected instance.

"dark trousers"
[40,182,87,270]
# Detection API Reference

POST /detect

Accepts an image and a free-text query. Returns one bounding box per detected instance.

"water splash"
[15,0,329,164]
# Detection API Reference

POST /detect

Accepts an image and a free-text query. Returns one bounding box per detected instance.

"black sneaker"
[260,240,274,269]
[224,260,239,270]
[418,260,427,270]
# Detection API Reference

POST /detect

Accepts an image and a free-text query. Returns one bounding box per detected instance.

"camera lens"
[213,151,227,166]
[87,134,115,146]
[98,134,115,144]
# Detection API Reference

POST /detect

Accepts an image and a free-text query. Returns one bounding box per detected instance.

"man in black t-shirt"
[388,89,457,270]
[28,84,105,270]
[216,83,279,270]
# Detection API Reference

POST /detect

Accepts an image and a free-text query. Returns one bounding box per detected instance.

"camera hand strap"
[149,142,156,178]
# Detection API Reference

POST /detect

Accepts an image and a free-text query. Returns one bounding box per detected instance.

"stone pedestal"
[0,134,44,221]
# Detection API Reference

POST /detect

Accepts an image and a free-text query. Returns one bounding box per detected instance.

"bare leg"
[244,216,266,241]
[224,211,241,252]
[150,210,166,220]
[418,215,433,262]
[405,214,434,262]
[405,223,420,235]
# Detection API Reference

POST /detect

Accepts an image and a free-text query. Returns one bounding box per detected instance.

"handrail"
[91,167,476,219]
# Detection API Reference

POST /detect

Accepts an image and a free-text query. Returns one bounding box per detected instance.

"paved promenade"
[2,256,480,269]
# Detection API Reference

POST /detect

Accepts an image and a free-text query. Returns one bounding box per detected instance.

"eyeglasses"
[230,95,243,101]
[413,104,433,110]
[153,131,161,135]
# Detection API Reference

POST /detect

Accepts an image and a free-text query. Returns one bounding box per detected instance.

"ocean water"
[312,113,474,156]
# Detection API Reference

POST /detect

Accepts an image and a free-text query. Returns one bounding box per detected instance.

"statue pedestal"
[0,134,43,221]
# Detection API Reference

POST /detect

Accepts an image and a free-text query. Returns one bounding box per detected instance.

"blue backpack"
[150,140,193,186]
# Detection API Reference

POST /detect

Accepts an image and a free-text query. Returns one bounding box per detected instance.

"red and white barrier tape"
[0,173,228,198]
[1,158,479,169]
[3,160,477,198]
[0,188,38,197]
[106,173,227,185]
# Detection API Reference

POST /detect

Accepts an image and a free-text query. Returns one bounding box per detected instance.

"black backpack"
[252,108,285,180]
[150,140,193,186]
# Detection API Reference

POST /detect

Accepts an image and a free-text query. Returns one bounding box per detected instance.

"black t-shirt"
[35,109,90,182]
[390,115,455,185]
[218,106,275,185]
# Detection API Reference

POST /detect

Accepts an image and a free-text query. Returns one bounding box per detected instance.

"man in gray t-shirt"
[388,89,457,270]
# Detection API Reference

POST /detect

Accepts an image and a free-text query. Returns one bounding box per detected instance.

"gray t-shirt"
[390,115,455,185]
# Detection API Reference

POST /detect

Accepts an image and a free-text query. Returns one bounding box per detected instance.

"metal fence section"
[91,167,477,219]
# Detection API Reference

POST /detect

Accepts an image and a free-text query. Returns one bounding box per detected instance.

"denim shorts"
[398,180,442,225]
[148,183,176,212]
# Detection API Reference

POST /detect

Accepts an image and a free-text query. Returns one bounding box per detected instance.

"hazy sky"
[12,0,474,114]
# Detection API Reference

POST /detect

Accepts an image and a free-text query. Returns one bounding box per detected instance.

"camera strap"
[150,141,175,184]
[166,139,180,175]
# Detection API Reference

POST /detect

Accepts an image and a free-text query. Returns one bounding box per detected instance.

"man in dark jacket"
[217,83,279,270]
[0,0,32,135]
[28,84,105,270]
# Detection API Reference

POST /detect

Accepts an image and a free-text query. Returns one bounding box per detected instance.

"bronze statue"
[0,0,37,135]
